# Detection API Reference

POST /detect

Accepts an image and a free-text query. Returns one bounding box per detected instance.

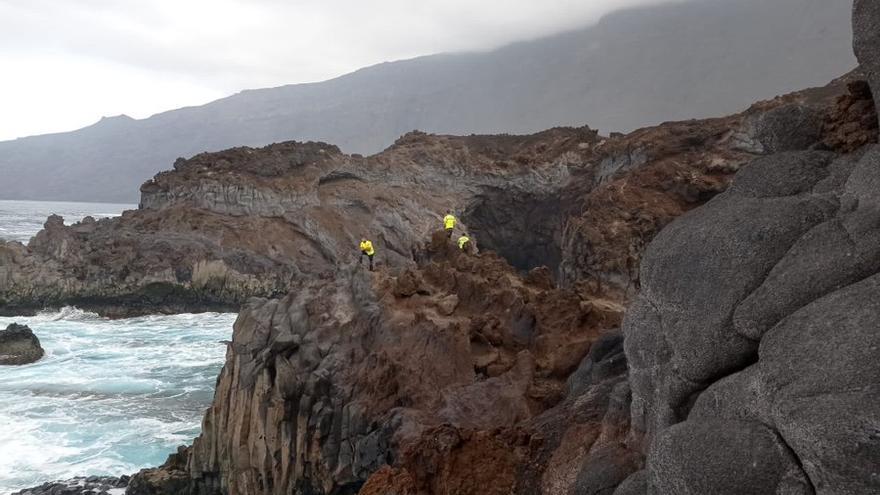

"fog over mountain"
[0,0,856,203]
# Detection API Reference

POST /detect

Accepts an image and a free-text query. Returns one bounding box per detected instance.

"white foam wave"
[0,311,237,494]
[32,306,102,322]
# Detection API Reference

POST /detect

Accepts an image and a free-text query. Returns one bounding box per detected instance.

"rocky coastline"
[7,2,880,493]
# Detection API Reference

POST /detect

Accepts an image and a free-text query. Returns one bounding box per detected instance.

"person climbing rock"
[443,210,457,238]
[359,238,375,271]
[457,233,471,252]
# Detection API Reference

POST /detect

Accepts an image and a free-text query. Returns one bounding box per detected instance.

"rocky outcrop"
[13,476,130,495]
[557,71,866,294]
[615,5,880,492]
[128,234,631,494]
[0,130,583,317]
[0,323,44,365]
[2,72,861,318]
[14,4,880,491]
[127,447,190,495]
[822,79,878,153]
[622,146,880,495]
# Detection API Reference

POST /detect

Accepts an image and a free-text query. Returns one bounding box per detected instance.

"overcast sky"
[0,0,675,141]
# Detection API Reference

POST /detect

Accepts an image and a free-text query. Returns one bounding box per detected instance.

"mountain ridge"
[0,0,857,203]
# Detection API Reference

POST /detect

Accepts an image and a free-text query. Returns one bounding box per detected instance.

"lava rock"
[854,0,880,128]
[625,149,880,490]
[12,476,128,495]
[648,419,812,495]
[732,103,825,154]
[0,323,44,365]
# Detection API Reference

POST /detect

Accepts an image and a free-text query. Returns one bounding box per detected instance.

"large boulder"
[625,151,839,446]
[0,323,44,365]
[623,146,880,494]
[731,103,825,154]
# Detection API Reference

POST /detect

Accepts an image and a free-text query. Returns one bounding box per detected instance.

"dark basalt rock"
[613,7,880,494]
[12,476,129,495]
[621,142,880,494]
[0,323,44,365]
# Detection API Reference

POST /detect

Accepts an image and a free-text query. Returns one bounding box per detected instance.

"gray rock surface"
[626,150,840,445]
[624,143,880,493]
[0,323,44,365]
[620,4,880,480]
[612,470,648,495]
[648,419,812,495]
[731,103,825,154]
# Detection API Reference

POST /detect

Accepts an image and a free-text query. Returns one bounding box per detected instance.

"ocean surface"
[0,200,235,494]
[0,199,133,244]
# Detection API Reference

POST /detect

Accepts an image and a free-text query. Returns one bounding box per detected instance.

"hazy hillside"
[0,0,857,202]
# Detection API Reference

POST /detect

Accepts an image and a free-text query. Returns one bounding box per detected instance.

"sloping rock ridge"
[1,72,866,318]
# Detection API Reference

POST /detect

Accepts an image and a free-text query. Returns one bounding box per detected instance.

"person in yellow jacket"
[359,238,375,271]
[457,233,471,252]
[443,210,457,238]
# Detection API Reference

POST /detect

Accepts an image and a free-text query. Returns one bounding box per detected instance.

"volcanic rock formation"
[10,3,880,491]
[616,4,880,494]
[1,73,863,318]
[126,74,877,495]
[12,476,130,495]
[0,323,44,365]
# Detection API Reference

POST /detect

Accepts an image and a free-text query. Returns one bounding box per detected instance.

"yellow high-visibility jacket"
[457,236,470,250]
[360,240,375,256]
[444,214,456,230]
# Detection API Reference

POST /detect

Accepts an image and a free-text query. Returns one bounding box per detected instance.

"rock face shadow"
[462,187,563,276]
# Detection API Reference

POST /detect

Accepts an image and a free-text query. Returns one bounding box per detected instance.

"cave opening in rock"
[461,187,563,275]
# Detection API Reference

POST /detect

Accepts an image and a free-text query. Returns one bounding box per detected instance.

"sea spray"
[0,308,235,494]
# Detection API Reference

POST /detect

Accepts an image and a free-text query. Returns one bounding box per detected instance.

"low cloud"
[0,0,675,139]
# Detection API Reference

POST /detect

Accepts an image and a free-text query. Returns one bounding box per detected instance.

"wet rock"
[0,323,44,365]
[128,446,190,495]
[12,477,128,495]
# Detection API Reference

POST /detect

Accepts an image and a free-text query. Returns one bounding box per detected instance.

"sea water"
[0,199,133,245]
[0,200,235,494]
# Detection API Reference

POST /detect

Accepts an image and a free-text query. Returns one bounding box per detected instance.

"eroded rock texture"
[171,236,632,495]
[615,4,880,493]
[19,4,880,491]
[2,73,856,318]
[1,130,593,317]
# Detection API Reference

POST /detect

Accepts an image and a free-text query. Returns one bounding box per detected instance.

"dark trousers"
[361,251,374,270]
[446,228,453,238]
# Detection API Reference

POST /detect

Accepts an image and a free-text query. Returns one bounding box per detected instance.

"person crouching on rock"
[457,233,472,253]
[443,210,457,238]
[359,238,376,271]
